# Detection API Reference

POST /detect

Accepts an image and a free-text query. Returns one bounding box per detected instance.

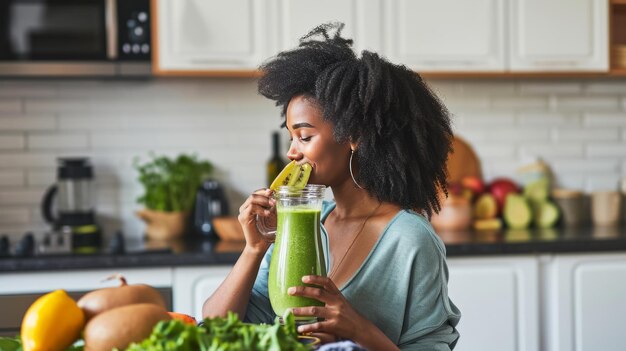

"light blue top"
[244,201,461,350]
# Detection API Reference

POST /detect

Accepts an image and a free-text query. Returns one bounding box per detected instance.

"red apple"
[461,176,485,196]
[447,182,463,196]
[488,178,520,213]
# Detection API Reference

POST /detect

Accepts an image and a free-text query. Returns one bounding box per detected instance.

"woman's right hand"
[238,188,274,254]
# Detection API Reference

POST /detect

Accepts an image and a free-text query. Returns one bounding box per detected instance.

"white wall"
[0,78,625,241]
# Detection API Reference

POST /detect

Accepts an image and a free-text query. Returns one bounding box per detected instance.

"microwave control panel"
[117,0,151,60]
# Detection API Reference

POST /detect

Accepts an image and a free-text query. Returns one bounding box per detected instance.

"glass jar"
[267,185,327,323]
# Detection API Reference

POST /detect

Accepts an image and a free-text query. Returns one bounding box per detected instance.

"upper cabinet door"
[275,0,383,55]
[384,0,506,72]
[154,0,269,72]
[509,0,608,71]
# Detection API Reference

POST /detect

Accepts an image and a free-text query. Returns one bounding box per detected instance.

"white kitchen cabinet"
[509,0,608,71]
[384,0,506,72]
[447,256,540,351]
[153,0,609,74]
[275,0,383,54]
[545,253,626,351]
[0,267,173,294]
[154,0,271,71]
[172,266,232,321]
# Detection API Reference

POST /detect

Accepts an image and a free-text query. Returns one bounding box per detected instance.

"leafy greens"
[125,311,311,351]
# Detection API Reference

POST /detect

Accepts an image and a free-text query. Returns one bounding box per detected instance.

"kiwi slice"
[269,161,312,191]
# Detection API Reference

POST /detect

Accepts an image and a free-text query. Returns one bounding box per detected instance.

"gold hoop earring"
[349,150,364,189]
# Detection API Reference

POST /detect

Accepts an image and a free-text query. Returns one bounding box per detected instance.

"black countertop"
[2,225,626,272]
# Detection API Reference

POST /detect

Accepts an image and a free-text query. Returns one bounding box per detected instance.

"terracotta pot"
[136,209,189,241]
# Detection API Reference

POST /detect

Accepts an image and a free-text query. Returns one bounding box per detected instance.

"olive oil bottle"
[267,131,286,186]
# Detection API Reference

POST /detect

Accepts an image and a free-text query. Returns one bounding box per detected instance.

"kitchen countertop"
[2,225,626,272]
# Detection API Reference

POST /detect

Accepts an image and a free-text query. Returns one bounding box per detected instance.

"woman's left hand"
[288,275,371,341]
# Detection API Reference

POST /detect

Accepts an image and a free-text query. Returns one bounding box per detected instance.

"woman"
[203,23,461,350]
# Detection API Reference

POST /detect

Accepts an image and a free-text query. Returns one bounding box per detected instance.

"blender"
[41,157,101,253]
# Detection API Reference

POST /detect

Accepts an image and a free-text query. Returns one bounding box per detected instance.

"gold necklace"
[328,202,382,280]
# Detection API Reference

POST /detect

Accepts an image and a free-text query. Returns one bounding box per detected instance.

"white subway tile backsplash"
[0,99,22,112]
[452,130,487,143]
[0,153,56,168]
[0,171,24,187]
[0,208,30,224]
[426,81,461,99]
[520,144,584,158]
[517,112,581,127]
[472,143,517,158]
[441,97,490,112]
[584,113,626,127]
[584,81,626,95]
[554,175,586,190]
[459,81,517,96]
[552,128,620,142]
[26,97,229,114]
[1,78,626,236]
[91,132,231,149]
[59,113,274,131]
[0,135,25,149]
[519,82,583,95]
[554,97,622,111]
[586,143,626,157]
[0,188,46,205]
[26,171,55,187]
[483,161,523,180]
[586,175,623,192]
[0,81,57,98]
[24,98,87,113]
[550,159,620,174]
[28,134,89,149]
[486,129,550,142]
[0,116,56,131]
[491,97,549,110]
[455,112,515,126]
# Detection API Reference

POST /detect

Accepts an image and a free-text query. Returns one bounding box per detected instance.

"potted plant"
[134,154,213,241]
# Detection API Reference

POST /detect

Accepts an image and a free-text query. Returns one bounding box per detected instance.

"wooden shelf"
[151,70,626,79]
[609,68,626,76]
[612,0,626,5]
[419,71,619,79]
[152,69,261,78]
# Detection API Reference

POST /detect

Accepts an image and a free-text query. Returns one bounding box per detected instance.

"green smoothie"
[268,207,326,320]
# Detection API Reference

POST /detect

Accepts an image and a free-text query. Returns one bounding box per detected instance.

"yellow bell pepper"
[21,289,85,351]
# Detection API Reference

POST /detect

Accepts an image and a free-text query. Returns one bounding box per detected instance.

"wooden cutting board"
[447,136,482,183]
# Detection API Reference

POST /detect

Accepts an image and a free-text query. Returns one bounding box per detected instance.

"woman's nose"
[286,140,302,161]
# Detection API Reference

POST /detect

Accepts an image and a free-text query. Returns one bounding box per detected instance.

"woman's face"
[285,95,351,186]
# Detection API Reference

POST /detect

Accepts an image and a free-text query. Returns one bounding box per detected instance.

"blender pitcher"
[267,184,327,323]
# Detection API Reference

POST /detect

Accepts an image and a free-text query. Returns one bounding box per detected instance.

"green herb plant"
[135,154,213,212]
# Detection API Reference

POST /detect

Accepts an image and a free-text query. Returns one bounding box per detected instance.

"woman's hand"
[288,275,372,342]
[238,188,274,254]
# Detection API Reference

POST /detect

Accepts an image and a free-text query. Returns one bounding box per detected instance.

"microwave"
[0,0,151,77]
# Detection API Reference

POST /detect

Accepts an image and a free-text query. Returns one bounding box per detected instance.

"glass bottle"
[268,185,326,323]
[266,131,286,186]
